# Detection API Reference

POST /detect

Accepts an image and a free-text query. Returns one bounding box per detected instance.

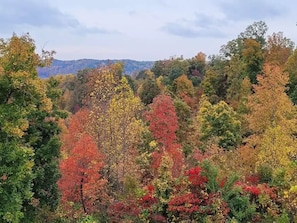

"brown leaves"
[0,174,7,181]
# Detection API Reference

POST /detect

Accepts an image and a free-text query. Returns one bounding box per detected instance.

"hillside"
[37,59,155,78]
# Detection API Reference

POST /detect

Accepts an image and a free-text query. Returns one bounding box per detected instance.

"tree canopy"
[2,21,297,222]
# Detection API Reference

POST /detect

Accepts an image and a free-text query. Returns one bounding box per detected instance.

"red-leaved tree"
[61,108,90,154]
[58,134,106,215]
[146,94,184,177]
[59,110,107,216]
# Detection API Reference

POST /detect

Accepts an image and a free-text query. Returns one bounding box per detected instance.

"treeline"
[37,59,155,78]
[1,21,297,222]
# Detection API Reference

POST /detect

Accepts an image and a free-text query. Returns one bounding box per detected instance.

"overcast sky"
[0,0,296,61]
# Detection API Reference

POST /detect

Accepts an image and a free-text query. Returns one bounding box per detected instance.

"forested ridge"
[1,21,297,222]
[37,59,154,78]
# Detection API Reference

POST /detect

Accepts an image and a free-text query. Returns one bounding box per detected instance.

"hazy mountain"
[38,59,155,78]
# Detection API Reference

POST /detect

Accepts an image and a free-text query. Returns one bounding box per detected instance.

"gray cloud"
[0,0,117,34]
[162,13,227,38]
[218,0,287,21]
[162,1,290,39]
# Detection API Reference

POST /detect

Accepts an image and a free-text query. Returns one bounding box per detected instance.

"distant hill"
[37,59,155,78]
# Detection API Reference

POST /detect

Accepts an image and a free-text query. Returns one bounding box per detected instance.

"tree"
[172,74,194,98]
[284,49,297,104]
[221,21,267,60]
[257,126,295,171]
[73,68,92,111]
[239,21,268,49]
[0,142,34,223]
[224,55,244,103]
[58,134,106,215]
[225,52,253,113]
[146,95,179,149]
[246,64,296,135]
[187,52,206,86]
[220,38,244,59]
[61,108,90,154]
[242,38,264,84]
[0,34,55,222]
[265,32,294,67]
[246,64,297,180]
[59,109,108,217]
[87,64,120,191]
[152,154,174,219]
[146,94,184,177]
[139,77,160,105]
[52,74,76,112]
[106,77,144,185]
[22,68,68,222]
[235,77,252,136]
[188,52,206,76]
[198,96,241,150]
[220,21,268,93]
[22,109,63,220]
[88,65,144,194]
[174,99,193,152]
[201,69,228,104]
[151,56,189,85]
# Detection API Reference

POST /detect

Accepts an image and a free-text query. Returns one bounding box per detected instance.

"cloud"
[0,0,118,35]
[218,0,288,21]
[162,1,291,39]
[162,13,227,38]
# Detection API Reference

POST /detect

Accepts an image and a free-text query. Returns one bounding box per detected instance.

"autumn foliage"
[58,134,106,215]
[146,94,179,148]
[146,94,184,177]
[4,22,297,223]
[58,110,107,216]
[61,108,90,153]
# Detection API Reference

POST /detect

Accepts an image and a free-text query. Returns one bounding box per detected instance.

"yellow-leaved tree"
[88,64,144,194]
[107,77,144,182]
[246,64,297,183]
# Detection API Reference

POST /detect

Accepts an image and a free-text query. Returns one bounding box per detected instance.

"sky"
[0,0,296,61]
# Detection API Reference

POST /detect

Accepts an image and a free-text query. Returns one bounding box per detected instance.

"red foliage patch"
[235,179,277,199]
[168,193,201,214]
[58,134,106,214]
[139,185,158,208]
[243,185,261,196]
[108,200,141,223]
[245,174,260,185]
[146,95,185,177]
[151,214,167,222]
[186,166,208,187]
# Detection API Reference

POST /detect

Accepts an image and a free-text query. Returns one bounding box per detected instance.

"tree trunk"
[80,176,87,213]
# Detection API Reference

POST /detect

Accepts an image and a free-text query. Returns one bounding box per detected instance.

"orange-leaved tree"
[58,109,107,215]
[61,108,89,153]
[58,134,106,215]
[265,32,294,68]
[246,64,296,135]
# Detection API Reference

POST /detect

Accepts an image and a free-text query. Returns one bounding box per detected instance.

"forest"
[1,21,297,223]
